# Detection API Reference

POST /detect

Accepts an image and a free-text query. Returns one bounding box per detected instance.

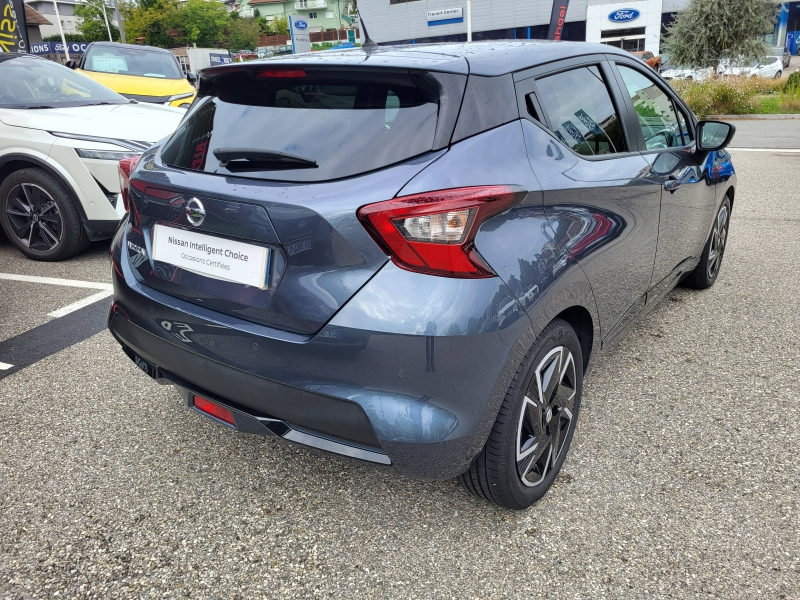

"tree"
[179,0,229,47]
[227,16,260,51]
[122,0,180,48]
[74,1,121,43]
[662,0,781,75]
[271,14,289,35]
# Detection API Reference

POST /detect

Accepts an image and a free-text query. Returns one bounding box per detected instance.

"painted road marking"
[0,298,110,381]
[0,273,112,291]
[0,362,13,370]
[48,290,114,319]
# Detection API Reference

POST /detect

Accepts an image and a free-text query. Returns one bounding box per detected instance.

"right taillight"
[357,186,521,278]
[118,155,140,213]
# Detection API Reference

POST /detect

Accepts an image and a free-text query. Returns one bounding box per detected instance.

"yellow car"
[67,42,197,108]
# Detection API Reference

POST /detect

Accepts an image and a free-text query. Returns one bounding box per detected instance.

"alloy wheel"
[5,183,63,252]
[707,204,729,280]
[516,346,576,487]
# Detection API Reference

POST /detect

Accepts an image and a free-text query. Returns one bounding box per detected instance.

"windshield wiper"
[20,105,57,109]
[213,147,318,171]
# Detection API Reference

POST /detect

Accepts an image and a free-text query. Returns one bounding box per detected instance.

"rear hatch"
[125,57,467,335]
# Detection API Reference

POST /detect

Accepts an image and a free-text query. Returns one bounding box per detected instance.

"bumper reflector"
[193,395,235,426]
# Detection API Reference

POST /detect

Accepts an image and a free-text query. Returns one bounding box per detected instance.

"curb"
[706,114,800,120]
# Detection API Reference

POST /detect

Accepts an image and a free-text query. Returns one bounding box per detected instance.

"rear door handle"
[664,179,682,193]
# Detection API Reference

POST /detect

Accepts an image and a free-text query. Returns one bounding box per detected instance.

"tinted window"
[160,69,439,182]
[618,65,684,150]
[537,66,626,156]
[83,46,183,79]
[0,55,127,109]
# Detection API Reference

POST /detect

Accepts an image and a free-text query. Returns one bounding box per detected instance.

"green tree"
[662,0,781,75]
[122,0,180,48]
[271,14,289,35]
[227,16,260,51]
[44,33,86,42]
[74,1,121,43]
[179,0,229,47]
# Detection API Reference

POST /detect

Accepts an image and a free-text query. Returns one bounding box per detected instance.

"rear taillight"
[193,395,235,426]
[256,68,306,78]
[118,155,140,213]
[357,186,520,278]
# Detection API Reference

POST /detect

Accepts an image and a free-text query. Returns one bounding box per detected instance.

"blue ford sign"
[294,19,308,30]
[608,8,640,23]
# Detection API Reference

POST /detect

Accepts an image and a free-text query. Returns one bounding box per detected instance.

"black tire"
[0,168,89,261]
[683,196,731,290]
[459,318,583,510]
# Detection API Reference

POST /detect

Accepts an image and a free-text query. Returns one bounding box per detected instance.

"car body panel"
[108,41,738,479]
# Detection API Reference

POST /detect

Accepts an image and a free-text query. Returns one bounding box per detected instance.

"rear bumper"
[109,224,532,479]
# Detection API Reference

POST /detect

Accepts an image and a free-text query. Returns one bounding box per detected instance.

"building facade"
[361,0,800,56]
[235,0,351,33]
[25,0,119,39]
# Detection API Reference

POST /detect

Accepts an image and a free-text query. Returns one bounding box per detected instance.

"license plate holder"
[151,224,271,289]
[123,346,160,379]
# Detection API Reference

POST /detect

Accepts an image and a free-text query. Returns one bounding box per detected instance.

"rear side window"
[160,68,440,182]
[536,65,626,156]
[618,65,685,149]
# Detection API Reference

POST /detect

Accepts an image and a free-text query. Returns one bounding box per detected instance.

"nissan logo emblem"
[185,197,206,226]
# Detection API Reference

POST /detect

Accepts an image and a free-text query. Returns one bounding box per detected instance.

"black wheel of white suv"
[460,318,583,510]
[0,168,89,261]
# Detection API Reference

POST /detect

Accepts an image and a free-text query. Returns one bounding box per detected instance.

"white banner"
[151,225,270,289]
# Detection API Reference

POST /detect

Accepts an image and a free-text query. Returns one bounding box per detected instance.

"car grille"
[121,93,172,104]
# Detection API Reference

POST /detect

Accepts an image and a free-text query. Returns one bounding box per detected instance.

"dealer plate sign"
[152,224,270,289]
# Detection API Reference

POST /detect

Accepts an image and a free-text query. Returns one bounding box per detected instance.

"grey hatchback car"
[110,41,736,509]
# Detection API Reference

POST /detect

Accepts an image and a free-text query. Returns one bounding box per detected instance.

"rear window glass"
[160,68,439,182]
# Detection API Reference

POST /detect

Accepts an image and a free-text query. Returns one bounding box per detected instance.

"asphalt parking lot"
[1,122,799,598]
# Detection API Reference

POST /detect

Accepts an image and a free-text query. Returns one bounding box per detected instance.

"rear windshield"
[159,68,440,182]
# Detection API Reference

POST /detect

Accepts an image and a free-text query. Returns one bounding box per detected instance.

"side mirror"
[186,71,197,85]
[696,120,735,151]
[64,59,77,69]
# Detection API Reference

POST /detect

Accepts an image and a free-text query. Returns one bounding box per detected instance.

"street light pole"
[113,0,125,43]
[84,0,113,41]
[52,0,70,61]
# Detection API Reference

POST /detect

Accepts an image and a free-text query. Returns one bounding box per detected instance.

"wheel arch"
[0,153,89,225]
[553,305,594,372]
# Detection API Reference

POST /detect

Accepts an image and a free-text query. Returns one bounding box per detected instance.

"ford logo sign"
[294,20,308,30]
[608,8,640,23]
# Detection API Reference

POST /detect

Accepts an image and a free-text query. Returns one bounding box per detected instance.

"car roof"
[206,41,634,77]
[87,41,174,54]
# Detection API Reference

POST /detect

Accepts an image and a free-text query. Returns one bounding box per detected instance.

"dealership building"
[362,0,800,56]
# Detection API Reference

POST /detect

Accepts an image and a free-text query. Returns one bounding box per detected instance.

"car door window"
[675,108,693,145]
[536,65,627,156]
[617,65,685,150]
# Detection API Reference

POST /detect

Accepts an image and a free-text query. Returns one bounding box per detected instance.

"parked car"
[769,45,791,69]
[66,42,197,108]
[660,66,713,81]
[631,50,662,72]
[721,56,783,79]
[110,42,736,510]
[0,53,184,260]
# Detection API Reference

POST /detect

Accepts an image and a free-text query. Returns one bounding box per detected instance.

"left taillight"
[357,186,521,278]
[118,155,140,213]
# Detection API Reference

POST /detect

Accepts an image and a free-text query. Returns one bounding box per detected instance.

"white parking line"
[0,362,13,370]
[0,273,112,291]
[47,290,113,319]
[729,147,800,152]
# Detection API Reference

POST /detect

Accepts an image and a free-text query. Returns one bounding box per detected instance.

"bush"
[785,70,800,94]
[669,76,776,117]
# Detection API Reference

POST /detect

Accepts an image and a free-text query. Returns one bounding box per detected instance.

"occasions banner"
[0,0,28,52]
[547,0,571,41]
[29,41,89,55]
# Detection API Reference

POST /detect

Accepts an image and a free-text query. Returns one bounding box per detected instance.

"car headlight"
[75,149,142,161]
[166,92,195,104]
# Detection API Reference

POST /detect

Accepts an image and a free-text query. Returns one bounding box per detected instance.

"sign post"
[289,15,311,54]
[0,0,28,53]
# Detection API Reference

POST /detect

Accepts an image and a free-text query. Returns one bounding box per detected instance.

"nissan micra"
[110,42,736,509]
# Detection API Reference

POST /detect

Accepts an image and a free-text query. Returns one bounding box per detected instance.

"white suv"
[0,53,184,260]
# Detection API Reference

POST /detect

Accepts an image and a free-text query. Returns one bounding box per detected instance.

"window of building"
[536,65,626,156]
[617,65,685,149]
[308,11,317,18]
[389,0,423,4]
[325,11,333,18]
